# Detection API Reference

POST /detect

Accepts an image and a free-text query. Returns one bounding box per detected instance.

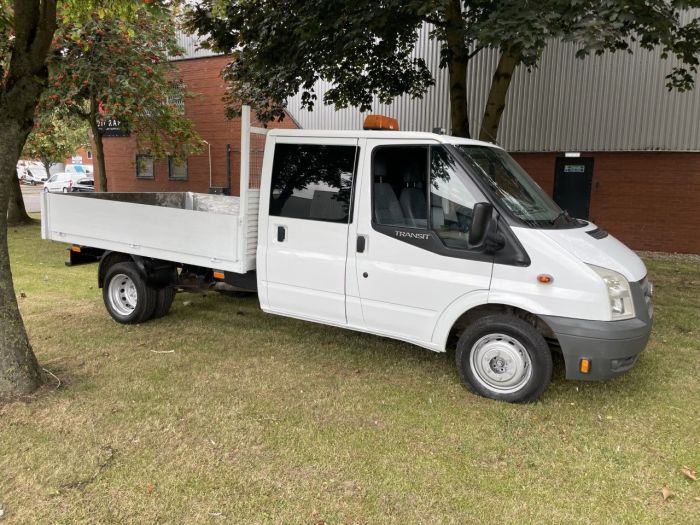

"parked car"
[44,172,94,193]
[22,167,50,185]
[65,164,94,176]
[71,177,95,192]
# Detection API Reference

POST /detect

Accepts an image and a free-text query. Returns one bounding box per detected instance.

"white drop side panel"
[42,193,249,273]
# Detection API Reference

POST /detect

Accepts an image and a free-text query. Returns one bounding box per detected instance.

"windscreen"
[456,145,580,228]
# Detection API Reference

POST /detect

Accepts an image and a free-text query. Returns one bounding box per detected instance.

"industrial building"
[99,27,700,254]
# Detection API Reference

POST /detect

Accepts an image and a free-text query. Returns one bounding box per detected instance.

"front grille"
[586,227,609,239]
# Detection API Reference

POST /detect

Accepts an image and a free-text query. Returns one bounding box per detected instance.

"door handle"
[277,225,286,242]
[356,235,367,253]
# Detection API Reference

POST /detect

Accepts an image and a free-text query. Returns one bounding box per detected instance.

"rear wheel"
[103,262,157,324]
[62,187,69,193]
[152,287,176,319]
[455,314,552,403]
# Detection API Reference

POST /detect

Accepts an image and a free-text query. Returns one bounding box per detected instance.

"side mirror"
[469,202,494,246]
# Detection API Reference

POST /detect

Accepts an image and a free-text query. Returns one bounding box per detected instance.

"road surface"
[21,184,43,213]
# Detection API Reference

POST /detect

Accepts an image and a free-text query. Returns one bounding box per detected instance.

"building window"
[168,156,188,180]
[136,154,154,179]
[269,143,357,223]
[86,150,93,160]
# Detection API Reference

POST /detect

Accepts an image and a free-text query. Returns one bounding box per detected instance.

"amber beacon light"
[363,114,400,131]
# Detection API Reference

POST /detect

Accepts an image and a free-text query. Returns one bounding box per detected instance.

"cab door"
[353,141,493,345]
[261,137,358,325]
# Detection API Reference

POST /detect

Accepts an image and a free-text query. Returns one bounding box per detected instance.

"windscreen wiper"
[551,210,571,226]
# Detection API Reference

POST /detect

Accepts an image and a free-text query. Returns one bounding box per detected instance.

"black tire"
[102,261,157,324]
[152,287,176,319]
[455,314,552,403]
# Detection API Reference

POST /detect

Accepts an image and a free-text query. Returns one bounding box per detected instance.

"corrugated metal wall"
[174,32,220,61]
[286,17,700,152]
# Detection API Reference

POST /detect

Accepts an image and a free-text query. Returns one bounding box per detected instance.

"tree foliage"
[43,4,202,191]
[0,0,175,398]
[23,112,89,176]
[187,1,700,139]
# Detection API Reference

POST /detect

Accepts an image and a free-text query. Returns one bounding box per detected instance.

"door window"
[269,143,357,223]
[371,145,478,249]
[430,147,478,249]
[372,146,428,228]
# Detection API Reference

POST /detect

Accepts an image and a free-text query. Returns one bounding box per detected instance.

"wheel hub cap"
[470,333,532,394]
[108,273,137,316]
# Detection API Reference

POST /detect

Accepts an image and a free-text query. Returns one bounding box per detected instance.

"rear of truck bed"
[41,190,260,274]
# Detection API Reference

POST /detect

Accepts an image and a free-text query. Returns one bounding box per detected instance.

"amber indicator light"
[579,358,591,374]
[213,271,225,280]
[537,274,553,284]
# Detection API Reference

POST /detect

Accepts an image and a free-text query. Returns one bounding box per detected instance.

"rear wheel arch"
[98,252,134,288]
[98,252,178,289]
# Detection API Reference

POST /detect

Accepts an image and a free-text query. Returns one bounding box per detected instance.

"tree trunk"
[7,172,33,225]
[479,49,520,142]
[445,0,470,138]
[42,158,52,179]
[89,94,108,192]
[0,125,44,397]
[0,0,58,398]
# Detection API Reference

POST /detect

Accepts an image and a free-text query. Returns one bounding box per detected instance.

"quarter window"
[269,143,357,223]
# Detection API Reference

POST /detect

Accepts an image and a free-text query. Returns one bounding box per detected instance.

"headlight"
[588,265,635,320]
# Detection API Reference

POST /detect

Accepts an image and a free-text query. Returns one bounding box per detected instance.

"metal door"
[553,157,594,220]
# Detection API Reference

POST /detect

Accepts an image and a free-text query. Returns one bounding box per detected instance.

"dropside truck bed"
[41,190,260,274]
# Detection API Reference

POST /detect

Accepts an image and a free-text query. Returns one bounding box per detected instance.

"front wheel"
[103,262,157,324]
[455,314,552,403]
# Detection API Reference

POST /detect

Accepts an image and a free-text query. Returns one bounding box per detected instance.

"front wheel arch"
[445,303,558,351]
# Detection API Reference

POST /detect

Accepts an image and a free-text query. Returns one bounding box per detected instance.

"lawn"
[1,220,698,524]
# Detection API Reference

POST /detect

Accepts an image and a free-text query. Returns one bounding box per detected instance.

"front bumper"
[541,277,653,381]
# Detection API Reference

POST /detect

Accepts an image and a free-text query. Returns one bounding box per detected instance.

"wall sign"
[97,118,130,137]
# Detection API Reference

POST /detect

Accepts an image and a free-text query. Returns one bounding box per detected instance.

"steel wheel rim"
[108,273,138,316]
[470,333,532,394]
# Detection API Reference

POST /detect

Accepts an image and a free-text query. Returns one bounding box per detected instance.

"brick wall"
[513,152,700,254]
[97,55,296,195]
[64,147,93,167]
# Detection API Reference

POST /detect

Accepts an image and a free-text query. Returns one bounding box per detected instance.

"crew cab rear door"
[259,137,359,324]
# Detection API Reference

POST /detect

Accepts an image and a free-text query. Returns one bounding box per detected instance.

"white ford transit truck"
[41,112,653,402]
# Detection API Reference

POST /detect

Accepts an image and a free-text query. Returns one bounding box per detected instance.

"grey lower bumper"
[543,316,651,380]
[541,278,653,381]
[542,277,654,381]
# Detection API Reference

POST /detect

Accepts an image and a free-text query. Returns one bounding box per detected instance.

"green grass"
[1,219,699,524]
